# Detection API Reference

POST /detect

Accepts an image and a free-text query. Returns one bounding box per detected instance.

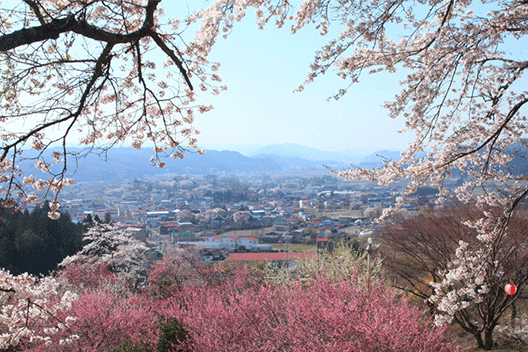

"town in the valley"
[54,172,441,263]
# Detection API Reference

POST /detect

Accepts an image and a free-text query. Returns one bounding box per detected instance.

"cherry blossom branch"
[446,97,528,169]
[150,32,193,90]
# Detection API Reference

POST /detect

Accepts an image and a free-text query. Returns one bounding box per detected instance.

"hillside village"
[54,172,441,262]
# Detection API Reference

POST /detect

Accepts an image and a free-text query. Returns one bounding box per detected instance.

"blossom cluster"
[0,270,78,349]
[429,240,491,326]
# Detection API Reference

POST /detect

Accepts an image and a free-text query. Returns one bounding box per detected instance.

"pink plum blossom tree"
[154,260,452,352]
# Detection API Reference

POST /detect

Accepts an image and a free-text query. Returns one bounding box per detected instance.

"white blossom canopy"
[59,223,150,280]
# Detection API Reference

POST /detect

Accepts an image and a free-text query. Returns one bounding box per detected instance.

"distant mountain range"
[247,143,368,164]
[16,144,405,182]
[19,141,528,183]
[249,144,403,169]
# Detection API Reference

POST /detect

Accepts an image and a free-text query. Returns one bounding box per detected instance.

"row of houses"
[176,234,273,252]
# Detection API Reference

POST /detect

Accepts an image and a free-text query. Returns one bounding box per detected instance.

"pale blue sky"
[169,3,415,153]
[6,1,527,156]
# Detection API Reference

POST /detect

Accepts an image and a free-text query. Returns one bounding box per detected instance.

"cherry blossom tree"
[189,0,528,221]
[59,223,150,289]
[232,210,251,228]
[363,206,383,219]
[176,209,195,222]
[0,0,221,210]
[382,202,528,349]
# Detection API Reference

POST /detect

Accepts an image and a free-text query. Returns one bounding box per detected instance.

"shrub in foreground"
[158,268,452,351]
[14,258,452,352]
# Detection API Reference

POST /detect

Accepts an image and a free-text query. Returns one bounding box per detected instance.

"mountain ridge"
[16,144,403,182]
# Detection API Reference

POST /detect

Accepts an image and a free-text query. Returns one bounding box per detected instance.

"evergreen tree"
[0,205,84,275]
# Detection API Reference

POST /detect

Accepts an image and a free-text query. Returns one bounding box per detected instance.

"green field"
[272,244,317,252]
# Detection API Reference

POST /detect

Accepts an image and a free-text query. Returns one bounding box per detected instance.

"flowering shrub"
[154,263,451,352]
[6,254,452,352]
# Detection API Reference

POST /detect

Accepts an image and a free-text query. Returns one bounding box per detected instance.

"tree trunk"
[483,327,494,350]
[473,326,496,350]
[474,332,485,350]
[511,301,517,328]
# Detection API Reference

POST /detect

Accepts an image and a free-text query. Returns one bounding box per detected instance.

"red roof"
[227,252,317,261]
[244,237,259,242]
[316,238,329,242]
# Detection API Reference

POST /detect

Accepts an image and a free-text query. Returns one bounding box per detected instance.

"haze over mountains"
[248,143,401,170]
[18,143,404,182]
[17,142,528,182]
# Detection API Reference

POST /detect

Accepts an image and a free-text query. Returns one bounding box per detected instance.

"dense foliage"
[0,204,82,276]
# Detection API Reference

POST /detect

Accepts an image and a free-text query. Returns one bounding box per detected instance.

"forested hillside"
[0,205,83,276]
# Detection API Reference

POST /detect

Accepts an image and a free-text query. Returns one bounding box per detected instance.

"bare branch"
[151,32,193,90]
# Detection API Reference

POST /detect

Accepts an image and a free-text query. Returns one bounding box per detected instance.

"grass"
[321,209,364,218]
[272,244,316,252]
